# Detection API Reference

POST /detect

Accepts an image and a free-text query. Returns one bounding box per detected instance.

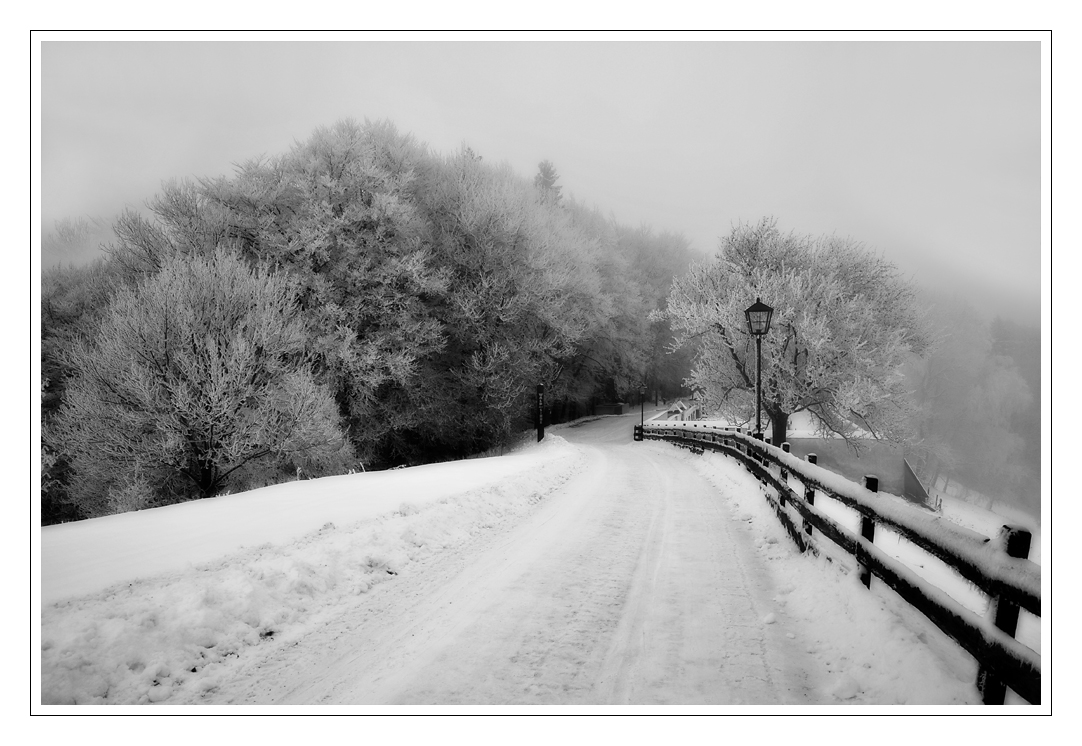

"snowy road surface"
[41,413,981,707]
[204,415,809,705]
[173,416,974,706]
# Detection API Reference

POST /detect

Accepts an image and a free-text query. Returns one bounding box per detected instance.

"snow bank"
[40,436,587,705]
[42,438,577,604]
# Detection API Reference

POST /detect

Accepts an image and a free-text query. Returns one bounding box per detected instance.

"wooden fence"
[634,421,1042,705]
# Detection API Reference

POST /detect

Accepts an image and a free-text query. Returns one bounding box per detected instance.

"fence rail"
[635,421,1041,705]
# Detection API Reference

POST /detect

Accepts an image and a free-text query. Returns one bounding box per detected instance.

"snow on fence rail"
[634,420,1041,706]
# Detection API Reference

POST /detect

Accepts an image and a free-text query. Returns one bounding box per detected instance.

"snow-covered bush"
[106,473,154,515]
[53,249,353,516]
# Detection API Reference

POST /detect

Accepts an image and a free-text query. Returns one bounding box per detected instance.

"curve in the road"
[203,414,821,705]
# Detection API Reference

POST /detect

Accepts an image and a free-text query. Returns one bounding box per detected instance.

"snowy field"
[37,414,1040,711]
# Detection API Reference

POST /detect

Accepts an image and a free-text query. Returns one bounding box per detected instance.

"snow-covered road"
[202,415,810,705]
[41,414,982,707]
[167,416,975,707]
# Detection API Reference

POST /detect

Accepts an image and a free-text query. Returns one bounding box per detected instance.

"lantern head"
[744,297,774,336]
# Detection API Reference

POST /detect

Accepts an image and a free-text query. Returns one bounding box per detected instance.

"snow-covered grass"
[40,436,587,705]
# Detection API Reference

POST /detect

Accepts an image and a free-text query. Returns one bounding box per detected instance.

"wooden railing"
[635,421,1042,705]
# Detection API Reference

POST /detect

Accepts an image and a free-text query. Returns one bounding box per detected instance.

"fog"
[38,35,1043,326]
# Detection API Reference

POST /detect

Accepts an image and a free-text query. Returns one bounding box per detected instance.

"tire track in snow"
[383,446,666,704]
[196,416,822,705]
[593,442,815,704]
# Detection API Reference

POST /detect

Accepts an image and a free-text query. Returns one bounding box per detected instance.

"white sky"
[38,33,1045,324]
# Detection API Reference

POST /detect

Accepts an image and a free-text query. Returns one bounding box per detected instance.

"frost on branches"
[53,250,353,517]
[40,118,700,522]
[664,218,930,449]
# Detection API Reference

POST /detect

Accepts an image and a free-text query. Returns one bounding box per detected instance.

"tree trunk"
[189,452,218,498]
[769,407,789,448]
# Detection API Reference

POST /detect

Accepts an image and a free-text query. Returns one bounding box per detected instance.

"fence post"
[803,484,815,538]
[779,443,791,485]
[801,454,817,540]
[857,475,879,588]
[977,525,1034,705]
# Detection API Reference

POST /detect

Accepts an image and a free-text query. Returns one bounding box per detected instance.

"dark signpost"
[536,383,545,442]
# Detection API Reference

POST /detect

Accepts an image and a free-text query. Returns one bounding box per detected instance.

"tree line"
[41,119,695,523]
[906,299,1040,514]
[41,122,1038,524]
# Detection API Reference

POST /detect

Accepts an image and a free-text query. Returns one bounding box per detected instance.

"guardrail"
[635,420,1041,705]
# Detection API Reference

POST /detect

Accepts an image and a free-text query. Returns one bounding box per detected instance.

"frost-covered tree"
[419,150,606,452]
[200,120,450,465]
[665,218,929,448]
[41,256,131,523]
[43,116,707,504]
[106,179,233,285]
[534,159,563,204]
[53,250,352,516]
[610,224,696,401]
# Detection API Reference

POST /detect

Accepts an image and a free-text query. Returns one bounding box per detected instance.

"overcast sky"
[39,36,1044,324]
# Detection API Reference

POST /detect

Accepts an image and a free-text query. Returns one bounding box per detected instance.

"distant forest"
[906,299,1042,516]
[41,119,696,523]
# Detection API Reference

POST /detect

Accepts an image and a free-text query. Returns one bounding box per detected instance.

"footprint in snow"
[829,674,862,700]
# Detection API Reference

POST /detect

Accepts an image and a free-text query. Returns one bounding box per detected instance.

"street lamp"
[639,384,647,428]
[744,297,774,440]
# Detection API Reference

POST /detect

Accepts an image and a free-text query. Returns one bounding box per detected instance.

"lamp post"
[744,297,774,440]
[639,384,647,428]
